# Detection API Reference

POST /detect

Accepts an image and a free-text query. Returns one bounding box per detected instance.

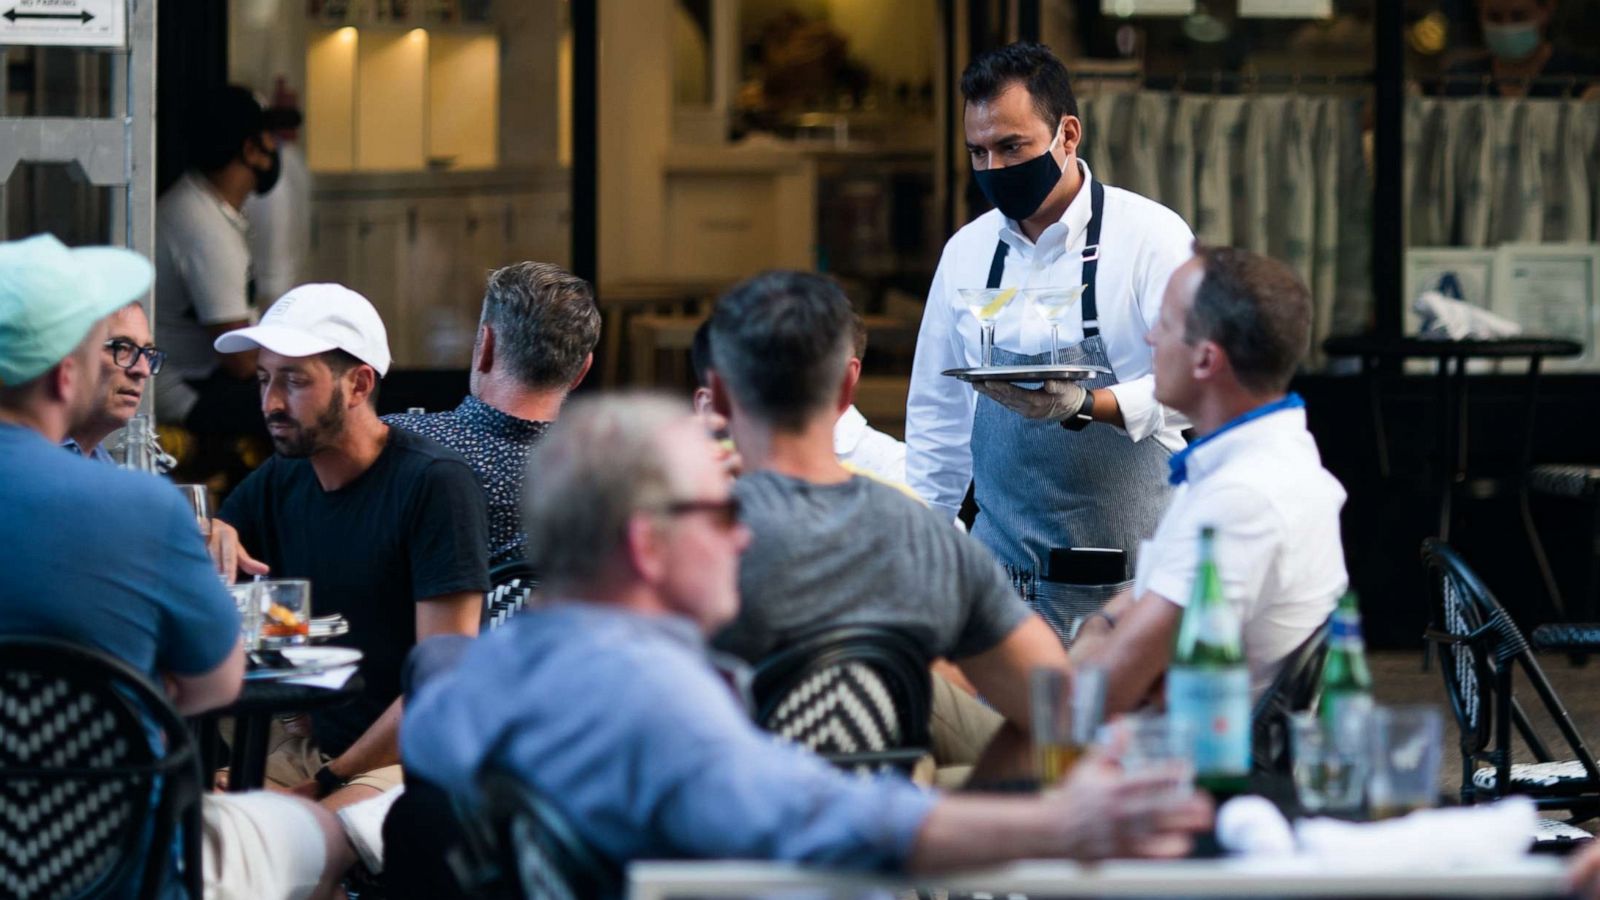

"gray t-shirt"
[715,471,1030,663]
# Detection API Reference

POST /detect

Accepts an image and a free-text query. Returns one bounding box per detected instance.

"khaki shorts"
[202,792,328,900]
[929,671,1005,788]
[262,717,403,793]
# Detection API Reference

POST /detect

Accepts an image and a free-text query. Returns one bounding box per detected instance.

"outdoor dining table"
[624,856,1570,899]
[196,656,365,792]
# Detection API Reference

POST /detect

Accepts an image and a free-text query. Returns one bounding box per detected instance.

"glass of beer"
[257,579,312,646]
[1366,704,1443,819]
[1031,665,1106,786]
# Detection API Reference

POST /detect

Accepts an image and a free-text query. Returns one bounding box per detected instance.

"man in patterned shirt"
[387,262,600,568]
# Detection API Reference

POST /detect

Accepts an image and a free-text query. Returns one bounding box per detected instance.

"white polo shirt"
[834,404,907,485]
[906,161,1194,519]
[1132,405,1348,698]
[154,172,255,422]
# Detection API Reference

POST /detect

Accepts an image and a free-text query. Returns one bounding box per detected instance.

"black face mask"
[972,124,1064,221]
[252,144,282,196]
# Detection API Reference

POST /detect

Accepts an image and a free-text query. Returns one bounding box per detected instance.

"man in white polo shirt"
[1069,244,1347,714]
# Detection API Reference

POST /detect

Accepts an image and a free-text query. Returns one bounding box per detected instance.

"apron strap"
[986,241,1008,290]
[984,178,1106,335]
[1081,179,1105,339]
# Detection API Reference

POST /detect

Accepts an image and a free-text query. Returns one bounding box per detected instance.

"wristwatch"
[1059,387,1096,431]
[313,764,347,798]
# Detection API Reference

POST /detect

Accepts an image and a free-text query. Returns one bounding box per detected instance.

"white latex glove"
[972,379,1089,421]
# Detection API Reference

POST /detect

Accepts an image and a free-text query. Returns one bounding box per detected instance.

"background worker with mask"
[155,85,297,436]
[1441,0,1600,99]
[906,42,1194,646]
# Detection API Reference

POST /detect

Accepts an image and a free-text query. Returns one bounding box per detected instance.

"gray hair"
[481,262,601,389]
[521,392,693,587]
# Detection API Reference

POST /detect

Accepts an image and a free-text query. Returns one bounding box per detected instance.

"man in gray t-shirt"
[704,271,1068,742]
[720,471,1026,663]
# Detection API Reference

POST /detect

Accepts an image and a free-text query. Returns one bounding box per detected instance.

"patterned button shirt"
[385,395,550,567]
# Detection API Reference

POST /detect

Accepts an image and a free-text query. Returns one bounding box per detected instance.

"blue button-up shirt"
[402,602,936,870]
[61,436,115,463]
[385,396,550,567]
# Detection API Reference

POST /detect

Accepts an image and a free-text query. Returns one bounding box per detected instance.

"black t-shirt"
[220,426,490,756]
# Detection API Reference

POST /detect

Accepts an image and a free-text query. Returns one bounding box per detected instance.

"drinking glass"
[955,287,1019,367]
[257,579,312,646]
[1098,713,1196,799]
[1028,285,1087,364]
[1031,665,1106,786]
[1366,705,1443,819]
[227,581,262,649]
[176,483,212,538]
[1290,710,1367,816]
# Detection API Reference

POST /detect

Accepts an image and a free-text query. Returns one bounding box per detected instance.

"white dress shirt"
[906,161,1195,518]
[834,404,907,486]
[1131,406,1348,698]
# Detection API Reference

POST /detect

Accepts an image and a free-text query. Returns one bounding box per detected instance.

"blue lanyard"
[1167,393,1306,486]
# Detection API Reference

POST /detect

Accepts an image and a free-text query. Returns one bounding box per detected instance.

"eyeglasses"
[104,339,166,375]
[660,497,743,530]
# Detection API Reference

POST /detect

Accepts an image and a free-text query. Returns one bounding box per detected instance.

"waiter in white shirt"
[907,42,1194,645]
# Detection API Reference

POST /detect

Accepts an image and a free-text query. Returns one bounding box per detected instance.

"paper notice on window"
[1101,0,1195,15]
[1494,244,1600,371]
[1239,0,1332,18]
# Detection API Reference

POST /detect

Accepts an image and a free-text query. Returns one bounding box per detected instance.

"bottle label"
[1167,667,1251,776]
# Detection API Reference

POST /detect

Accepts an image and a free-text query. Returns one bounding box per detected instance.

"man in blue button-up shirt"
[402,393,1211,875]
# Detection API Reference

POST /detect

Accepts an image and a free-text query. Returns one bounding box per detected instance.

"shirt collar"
[456,395,551,440]
[60,436,114,463]
[998,159,1096,263]
[1170,396,1308,486]
[833,404,867,454]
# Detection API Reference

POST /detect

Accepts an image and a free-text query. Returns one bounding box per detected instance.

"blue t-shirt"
[0,421,239,899]
[0,422,238,676]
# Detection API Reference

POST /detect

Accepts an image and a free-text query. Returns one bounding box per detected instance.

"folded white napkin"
[283,664,358,690]
[1413,291,1522,340]
[1217,795,1537,868]
[337,784,406,873]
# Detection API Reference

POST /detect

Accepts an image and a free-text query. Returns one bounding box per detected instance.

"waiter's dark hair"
[709,271,854,433]
[960,42,1078,126]
[1186,242,1311,394]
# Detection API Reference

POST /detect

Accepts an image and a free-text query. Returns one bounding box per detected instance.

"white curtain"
[1078,91,1371,368]
[1405,97,1600,247]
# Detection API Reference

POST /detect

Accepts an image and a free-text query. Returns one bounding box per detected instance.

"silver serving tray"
[942,364,1110,383]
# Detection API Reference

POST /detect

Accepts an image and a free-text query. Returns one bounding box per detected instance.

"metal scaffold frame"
[0,0,157,277]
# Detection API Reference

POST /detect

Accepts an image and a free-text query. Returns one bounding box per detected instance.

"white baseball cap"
[214,283,391,376]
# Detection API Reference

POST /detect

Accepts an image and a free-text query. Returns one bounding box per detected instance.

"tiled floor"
[1371,649,1600,828]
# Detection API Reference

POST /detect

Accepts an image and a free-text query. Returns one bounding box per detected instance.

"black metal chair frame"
[1250,615,1333,776]
[0,637,203,900]
[751,625,933,775]
[449,767,622,900]
[1420,539,1600,818]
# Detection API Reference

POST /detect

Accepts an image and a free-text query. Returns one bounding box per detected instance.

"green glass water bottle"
[1319,592,1374,732]
[1168,526,1252,794]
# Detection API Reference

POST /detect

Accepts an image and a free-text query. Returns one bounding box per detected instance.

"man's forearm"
[326,697,402,778]
[906,795,1064,873]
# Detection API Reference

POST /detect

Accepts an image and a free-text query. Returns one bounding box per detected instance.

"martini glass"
[1028,285,1087,364]
[955,287,1020,367]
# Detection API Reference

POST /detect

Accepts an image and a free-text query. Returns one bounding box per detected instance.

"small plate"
[245,646,362,681]
[943,364,1110,383]
[309,615,350,641]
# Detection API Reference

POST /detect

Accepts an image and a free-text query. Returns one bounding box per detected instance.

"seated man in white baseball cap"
[0,233,352,899]
[213,284,490,812]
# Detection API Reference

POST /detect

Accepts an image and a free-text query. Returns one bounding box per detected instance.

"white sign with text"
[0,0,125,48]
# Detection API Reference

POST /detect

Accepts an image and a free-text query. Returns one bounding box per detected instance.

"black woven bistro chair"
[751,625,933,776]
[0,637,203,900]
[1421,539,1600,820]
[446,767,622,900]
[1250,615,1333,776]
